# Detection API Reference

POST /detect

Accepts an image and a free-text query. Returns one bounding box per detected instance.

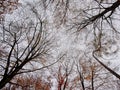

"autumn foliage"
[2,75,51,90]
[0,0,21,22]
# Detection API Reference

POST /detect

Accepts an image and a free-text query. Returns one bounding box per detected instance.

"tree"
[49,0,120,79]
[80,0,120,79]
[2,75,51,90]
[0,12,55,89]
[1,0,120,89]
[76,57,116,90]
[46,0,120,88]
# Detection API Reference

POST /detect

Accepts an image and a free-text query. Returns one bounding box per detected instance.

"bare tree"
[1,0,120,89]
[0,14,56,89]
[40,0,120,87]
[74,0,120,79]
[50,0,120,79]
